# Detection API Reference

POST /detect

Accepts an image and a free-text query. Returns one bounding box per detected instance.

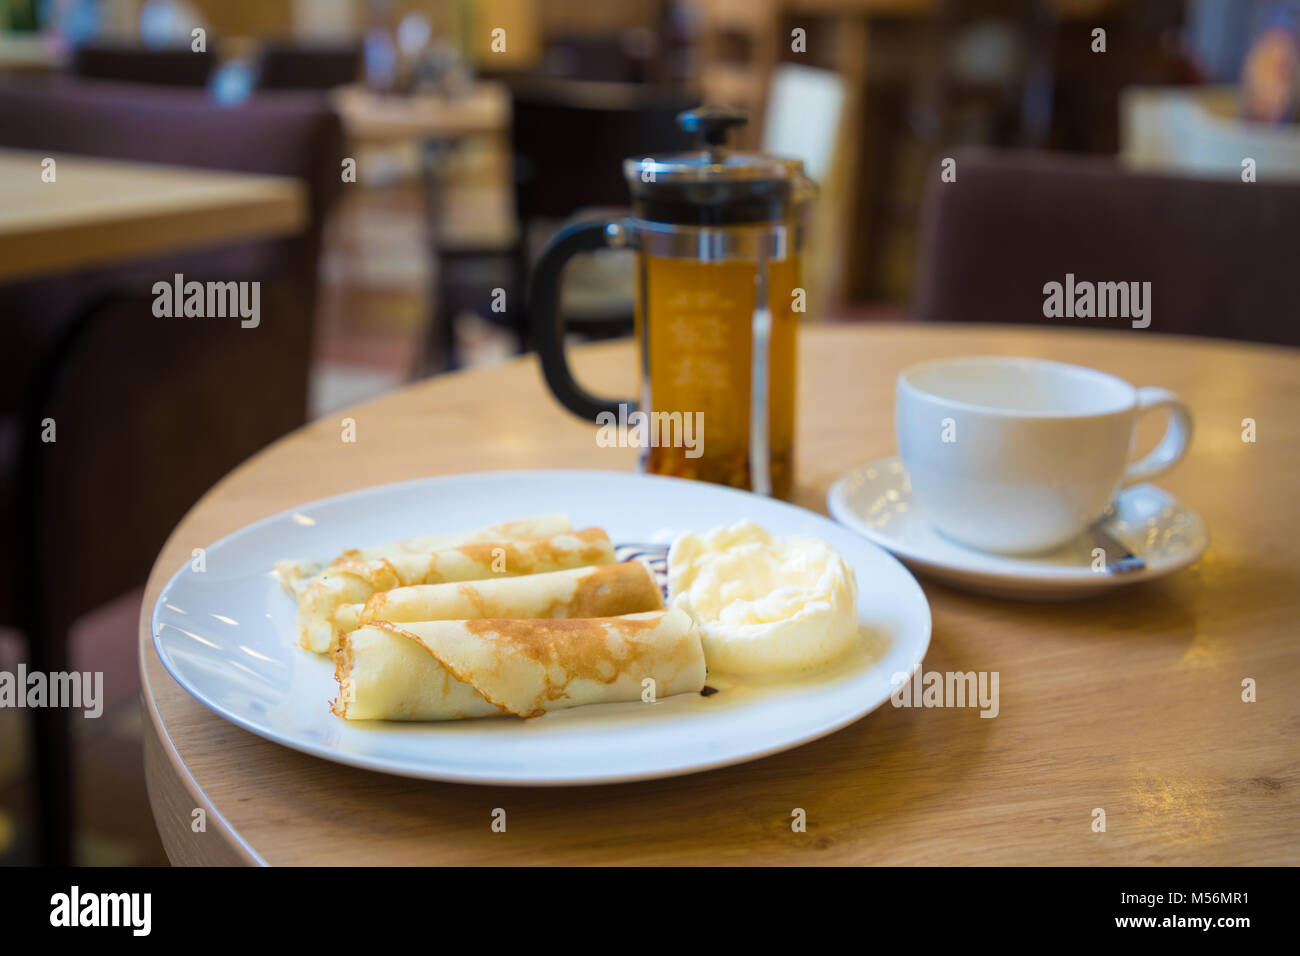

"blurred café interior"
[0,0,1297,864]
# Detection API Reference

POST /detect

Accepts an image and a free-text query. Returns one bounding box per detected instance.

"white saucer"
[827,457,1208,600]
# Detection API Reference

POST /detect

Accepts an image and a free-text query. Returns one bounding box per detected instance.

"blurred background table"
[331,83,510,145]
[140,322,1299,865]
[0,91,329,865]
[0,148,305,282]
[0,32,62,74]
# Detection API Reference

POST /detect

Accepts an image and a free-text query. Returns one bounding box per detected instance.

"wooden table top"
[330,83,509,145]
[0,149,306,283]
[139,323,1300,865]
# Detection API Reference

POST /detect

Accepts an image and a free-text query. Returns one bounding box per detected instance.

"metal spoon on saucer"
[1091,511,1144,574]
[1090,484,1179,575]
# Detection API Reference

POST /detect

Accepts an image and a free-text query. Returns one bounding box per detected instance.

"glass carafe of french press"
[530,107,815,499]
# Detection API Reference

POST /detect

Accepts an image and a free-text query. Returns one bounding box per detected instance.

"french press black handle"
[529,219,635,423]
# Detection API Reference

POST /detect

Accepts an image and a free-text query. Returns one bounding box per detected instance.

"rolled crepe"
[370,562,662,622]
[295,527,615,653]
[333,607,706,720]
[329,562,663,650]
[274,514,572,597]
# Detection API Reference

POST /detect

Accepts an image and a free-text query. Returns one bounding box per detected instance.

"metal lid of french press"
[623,107,808,227]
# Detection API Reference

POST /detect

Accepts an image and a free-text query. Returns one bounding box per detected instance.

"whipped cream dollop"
[667,520,859,674]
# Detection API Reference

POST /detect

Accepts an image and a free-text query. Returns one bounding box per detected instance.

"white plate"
[152,470,931,785]
[827,457,1208,600]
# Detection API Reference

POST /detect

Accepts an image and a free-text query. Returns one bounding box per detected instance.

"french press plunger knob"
[676,106,749,147]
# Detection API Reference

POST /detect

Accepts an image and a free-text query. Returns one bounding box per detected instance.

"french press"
[530,106,815,499]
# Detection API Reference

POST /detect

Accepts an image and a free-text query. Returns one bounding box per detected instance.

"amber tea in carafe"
[531,106,814,499]
[636,254,799,498]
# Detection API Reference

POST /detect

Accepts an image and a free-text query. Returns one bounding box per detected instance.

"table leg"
[16,291,124,865]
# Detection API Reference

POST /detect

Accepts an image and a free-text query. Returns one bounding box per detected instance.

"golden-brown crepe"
[333,607,706,720]
[368,561,661,622]
[295,527,615,653]
[330,562,663,648]
[274,514,572,598]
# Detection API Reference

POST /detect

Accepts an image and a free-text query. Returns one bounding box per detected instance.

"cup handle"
[1122,386,1193,487]
[529,218,636,422]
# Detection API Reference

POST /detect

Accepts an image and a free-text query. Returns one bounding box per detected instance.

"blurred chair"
[0,77,344,863]
[70,41,216,87]
[255,40,362,91]
[422,78,695,372]
[914,148,1300,347]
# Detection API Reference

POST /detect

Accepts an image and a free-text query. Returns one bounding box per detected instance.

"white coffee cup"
[895,356,1193,554]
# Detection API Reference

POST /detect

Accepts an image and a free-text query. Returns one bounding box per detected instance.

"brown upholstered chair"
[70,41,217,87]
[255,40,362,91]
[0,77,344,863]
[914,148,1300,348]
